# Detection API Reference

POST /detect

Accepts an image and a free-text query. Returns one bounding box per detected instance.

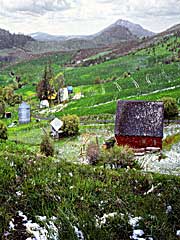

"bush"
[100,145,138,169]
[40,135,54,157]
[161,97,179,119]
[61,115,79,136]
[94,76,101,84]
[0,99,5,118]
[0,121,8,140]
[86,143,100,165]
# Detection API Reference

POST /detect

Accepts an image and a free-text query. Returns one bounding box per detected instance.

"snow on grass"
[137,124,180,175]
[7,212,59,240]
[129,216,142,228]
[128,216,148,240]
[96,212,117,227]
[130,229,145,240]
[73,226,84,240]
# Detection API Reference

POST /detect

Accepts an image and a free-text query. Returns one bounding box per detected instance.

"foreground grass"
[0,140,180,239]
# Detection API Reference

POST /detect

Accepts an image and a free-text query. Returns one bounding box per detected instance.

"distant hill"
[30,19,154,43]
[92,24,136,45]
[112,19,155,38]
[30,32,67,41]
[27,20,141,53]
[0,28,35,50]
[158,23,180,37]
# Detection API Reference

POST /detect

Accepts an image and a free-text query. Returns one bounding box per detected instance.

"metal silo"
[18,102,31,124]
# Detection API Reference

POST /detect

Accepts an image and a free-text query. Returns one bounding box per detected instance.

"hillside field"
[0,34,180,239]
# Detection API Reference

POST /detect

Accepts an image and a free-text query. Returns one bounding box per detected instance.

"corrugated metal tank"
[18,102,31,124]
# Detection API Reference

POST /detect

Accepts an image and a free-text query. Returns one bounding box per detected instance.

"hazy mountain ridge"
[30,19,154,42]
[0,28,34,50]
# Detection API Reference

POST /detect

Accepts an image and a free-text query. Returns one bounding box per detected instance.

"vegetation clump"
[0,120,8,140]
[86,142,100,165]
[161,97,179,119]
[0,98,5,118]
[40,134,54,157]
[100,144,138,169]
[1,140,180,239]
[61,115,80,136]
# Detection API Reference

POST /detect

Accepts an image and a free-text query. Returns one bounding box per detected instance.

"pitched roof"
[115,100,164,138]
[50,118,63,132]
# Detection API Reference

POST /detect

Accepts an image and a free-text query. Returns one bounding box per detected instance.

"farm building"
[115,100,164,149]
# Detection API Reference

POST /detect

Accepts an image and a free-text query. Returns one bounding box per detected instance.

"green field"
[1,35,180,117]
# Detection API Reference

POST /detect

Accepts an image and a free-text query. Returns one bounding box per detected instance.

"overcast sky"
[0,0,180,35]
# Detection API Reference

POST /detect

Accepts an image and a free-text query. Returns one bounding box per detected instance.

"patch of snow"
[73,226,84,240]
[8,212,59,240]
[130,229,144,240]
[16,191,23,196]
[166,205,173,214]
[177,230,180,236]
[129,216,142,228]
[39,104,67,114]
[144,183,161,195]
[18,211,28,222]
[144,185,154,195]
[36,216,47,222]
[96,212,117,227]
[10,161,14,167]
[8,122,16,128]
[9,220,15,230]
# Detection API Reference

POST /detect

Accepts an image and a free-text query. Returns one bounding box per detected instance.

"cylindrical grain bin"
[18,102,31,124]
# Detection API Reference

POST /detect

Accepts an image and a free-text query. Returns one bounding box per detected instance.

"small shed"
[18,102,31,124]
[50,118,63,138]
[115,100,164,149]
[40,99,49,109]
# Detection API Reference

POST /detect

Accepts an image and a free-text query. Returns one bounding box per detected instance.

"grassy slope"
[0,140,180,239]
[0,52,73,88]
[1,35,180,118]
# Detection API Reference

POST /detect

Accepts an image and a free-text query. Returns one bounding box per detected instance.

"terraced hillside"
[0,35,180,117]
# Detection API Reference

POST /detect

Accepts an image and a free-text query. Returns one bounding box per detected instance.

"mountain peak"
[114,19,155,38]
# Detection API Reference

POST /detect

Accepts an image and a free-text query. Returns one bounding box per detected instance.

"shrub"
[86,143,100,165]
[100,145,138,169]
[94,76,101,84]
[40,135,54,157]
[0,99,5,118]
[161,97,179,119]
[61,115,79,136]
[8,94,22,106]
[0,121,8,140]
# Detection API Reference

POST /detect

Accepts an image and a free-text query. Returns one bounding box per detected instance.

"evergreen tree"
[36,66,52,100]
